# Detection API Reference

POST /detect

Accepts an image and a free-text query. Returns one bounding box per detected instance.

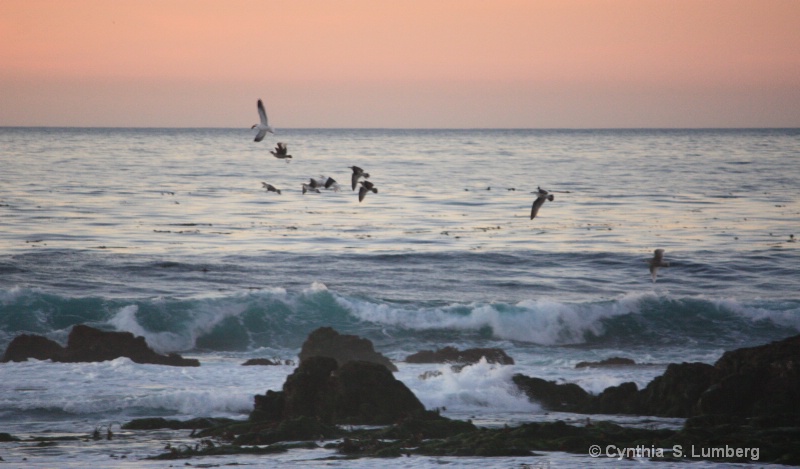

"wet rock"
[251,356,425,425]
[298,327,396,371]
[1,334,67,362]
[405,346,514,365]
[575,357,636,368]
[122,417,234,431]
[700,334,800,419]
[637,362,714,417]
[241,358,281,366]
[1,325,200,367]
[512,374,590,411]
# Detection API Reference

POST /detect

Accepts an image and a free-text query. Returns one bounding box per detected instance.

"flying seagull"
[261,182,281,195]
[648,249,670,283]
[358,180,378,202]
[530,187,555,220]
[251,99,274,142]
[302,182,321,194]
[349,166,370,190]
[270,142,292,161]
[308,176,340,191]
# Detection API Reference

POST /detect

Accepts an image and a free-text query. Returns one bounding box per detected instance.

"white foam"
[714,297,800,330]
[399,359,539,413]
[336,294,643,345]
[108,298,249,353]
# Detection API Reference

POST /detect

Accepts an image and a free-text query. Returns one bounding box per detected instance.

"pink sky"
[1,0,799,128]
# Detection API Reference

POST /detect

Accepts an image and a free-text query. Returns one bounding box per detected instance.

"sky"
[1,0,799,129]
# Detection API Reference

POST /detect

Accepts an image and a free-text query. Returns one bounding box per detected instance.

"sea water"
[1,127,799,467]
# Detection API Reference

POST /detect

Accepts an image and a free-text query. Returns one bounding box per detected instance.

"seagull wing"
[530,195,546,219]
[254,129,267,142]
[358,185,368,202]
[257,99,268,125]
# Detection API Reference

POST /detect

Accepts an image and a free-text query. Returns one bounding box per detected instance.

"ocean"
[1,127,798,467]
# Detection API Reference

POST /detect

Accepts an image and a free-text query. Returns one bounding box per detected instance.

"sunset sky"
[2,0,799,128]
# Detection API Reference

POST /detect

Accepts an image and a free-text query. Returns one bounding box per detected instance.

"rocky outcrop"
[405,346,514,365]
[298,326,396,371]
[241,358,288,366]
[512,375,590,411]
[700,334,800,418]
[575,357,636,368]
[514,334,800,421]
[1,324,199,367]
[251,356,425,425]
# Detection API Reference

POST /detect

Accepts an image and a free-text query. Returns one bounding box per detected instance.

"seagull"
[358,180,378,202]
[251,99,274,142]
[261,182,281,195]
[270,142,292,161]
[648,249,670,282]
[309,176,340,191]
[349,166,370,190]
[302,182,321,194]
[530,187,555,220]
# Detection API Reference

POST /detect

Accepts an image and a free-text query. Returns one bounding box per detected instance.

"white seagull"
[648,249,670,283]
[251,99,274,142]
[530,187,555,220]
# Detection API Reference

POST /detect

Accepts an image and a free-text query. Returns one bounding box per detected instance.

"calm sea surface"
[1,127,799,467]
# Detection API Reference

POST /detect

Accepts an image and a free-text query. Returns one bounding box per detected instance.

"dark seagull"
[530,187,555,220]
[648,249,670,283]
[270,142,292,162]
[358,180,378,202]
[261,182,281,195]
[251,99,274,142]
[349,165,370,190]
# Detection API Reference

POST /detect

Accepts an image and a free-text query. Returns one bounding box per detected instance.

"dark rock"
[575,357,636,368]
[1,325,200,367]
[638,362,714,417]
[2,334,66,362]
[405,346,514,365]
[512,374,590,411]
[298,327,397,371]
[700,334,800,419]
[251,356,425,425]
[583,381,640,414]
[122,417,234,430]
[514,334,800,422]
[241,358,280,366]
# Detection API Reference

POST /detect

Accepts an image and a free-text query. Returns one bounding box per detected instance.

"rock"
[405,346,514,365]
[251,356,426,425]
[122,417,234,430]
[298,327,396,372]
[241,358,280,366]
[584,381,640,414]
[512,374,590,411]
[1,334,67,362]
[575,357,636,368]
[700,334,800,419]
[1,324,200,367]
[513,335,800,421]
[637,362,714,417]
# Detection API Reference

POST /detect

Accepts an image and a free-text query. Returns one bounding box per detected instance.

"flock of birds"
[251,99,379,203]
[250,98,671,282]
